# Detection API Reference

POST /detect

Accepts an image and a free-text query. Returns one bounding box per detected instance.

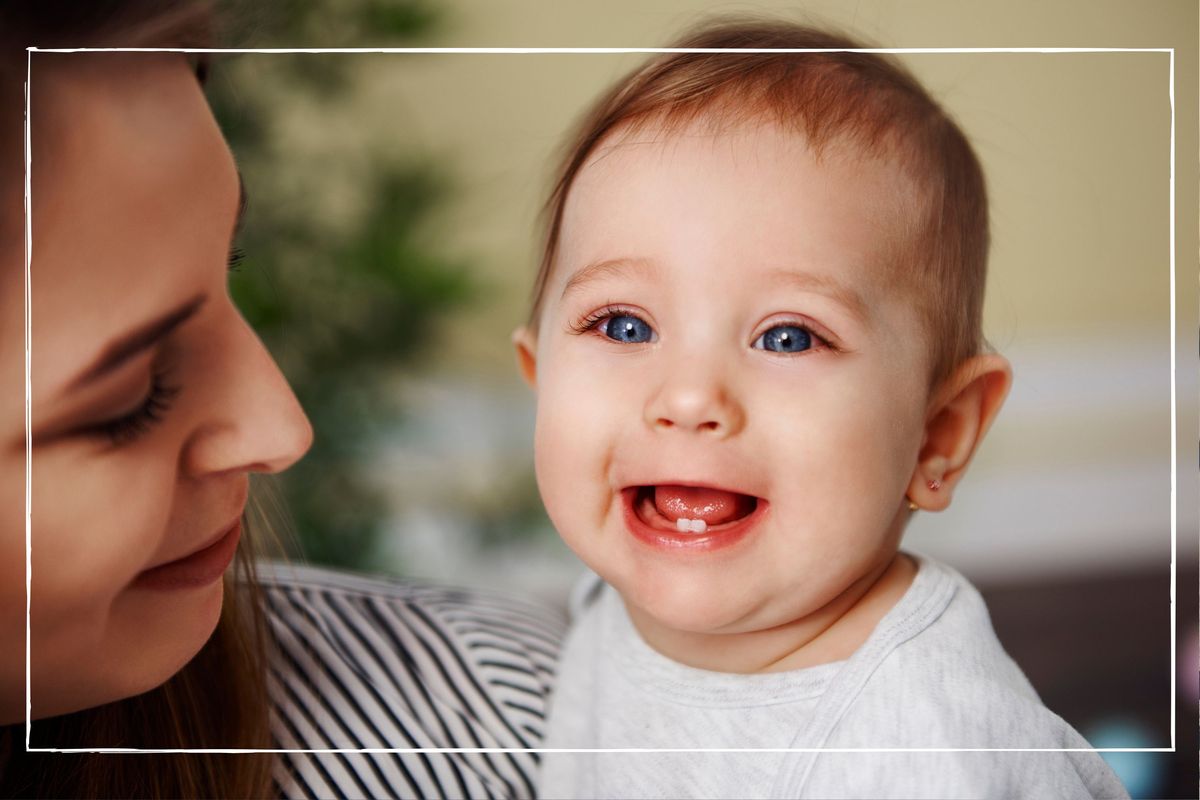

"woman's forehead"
[9,54,237,401]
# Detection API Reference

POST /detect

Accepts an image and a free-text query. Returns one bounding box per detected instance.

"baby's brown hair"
[528,19,989,386]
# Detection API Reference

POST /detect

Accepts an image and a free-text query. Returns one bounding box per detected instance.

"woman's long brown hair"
[1,2,279,796]
[1,544,275,798]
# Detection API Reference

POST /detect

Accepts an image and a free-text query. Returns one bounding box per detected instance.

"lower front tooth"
[674,518,709,534]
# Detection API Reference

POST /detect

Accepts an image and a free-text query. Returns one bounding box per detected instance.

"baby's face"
[523,120,933,641]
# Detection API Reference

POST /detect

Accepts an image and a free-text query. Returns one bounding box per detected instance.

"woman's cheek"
[0,456,27,639]
[31,446,175,618]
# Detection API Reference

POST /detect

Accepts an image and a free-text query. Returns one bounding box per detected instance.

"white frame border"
[22,45,1178,756]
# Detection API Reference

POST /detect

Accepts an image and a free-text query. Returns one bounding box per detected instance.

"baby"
[513,20,1128,800]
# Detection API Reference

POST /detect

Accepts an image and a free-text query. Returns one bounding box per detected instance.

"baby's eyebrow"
[560,257,658,299]
[560,259,870,325]
[765,268,870,326]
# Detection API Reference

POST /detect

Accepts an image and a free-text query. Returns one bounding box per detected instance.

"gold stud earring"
[906,497,919,511]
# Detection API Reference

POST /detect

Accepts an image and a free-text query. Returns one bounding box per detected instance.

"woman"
[0,3,562,797]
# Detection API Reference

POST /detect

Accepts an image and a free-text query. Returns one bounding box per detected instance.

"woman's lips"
[622,486,768,551]
[132,519,241,592]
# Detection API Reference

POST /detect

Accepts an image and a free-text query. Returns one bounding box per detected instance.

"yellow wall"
[350,0,1196,377]
[263,0,1197,579]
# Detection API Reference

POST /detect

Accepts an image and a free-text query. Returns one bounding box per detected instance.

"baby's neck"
[623,552,917,674]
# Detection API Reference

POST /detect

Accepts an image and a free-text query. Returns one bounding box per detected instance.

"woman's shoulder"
[256,560,567,634]
[254,560,566,711]
[251,560,567,799]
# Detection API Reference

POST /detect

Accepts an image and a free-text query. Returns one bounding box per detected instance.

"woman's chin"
[30,579,225,721]
[119,578,226,691]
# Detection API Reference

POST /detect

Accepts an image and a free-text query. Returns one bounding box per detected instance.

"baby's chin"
[613,571,772,638]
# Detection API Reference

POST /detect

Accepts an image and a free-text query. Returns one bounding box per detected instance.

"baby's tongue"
[653,485,755,525]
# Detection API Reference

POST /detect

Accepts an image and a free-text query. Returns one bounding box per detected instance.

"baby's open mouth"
[632,485,759,534]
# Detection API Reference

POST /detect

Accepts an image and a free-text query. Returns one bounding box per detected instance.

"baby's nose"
[644,372,745,437]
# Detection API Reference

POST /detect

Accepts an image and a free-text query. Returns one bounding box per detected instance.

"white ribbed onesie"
[540,553,1127,799]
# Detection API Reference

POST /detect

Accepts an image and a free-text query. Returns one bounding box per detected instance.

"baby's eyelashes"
[751,322,835,354]
[603,315,655,343]
[568,306,835,355]
[754,325,813,353]
[569,305,658,344]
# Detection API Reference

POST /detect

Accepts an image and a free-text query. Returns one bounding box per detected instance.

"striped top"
[258,562,566,799]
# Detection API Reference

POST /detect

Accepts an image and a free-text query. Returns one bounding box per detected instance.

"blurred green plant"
[207,1,475,569]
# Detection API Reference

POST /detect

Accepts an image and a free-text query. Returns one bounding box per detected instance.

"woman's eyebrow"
[65,294,208,392]
[234,171,247,235]
[58,175,238,397]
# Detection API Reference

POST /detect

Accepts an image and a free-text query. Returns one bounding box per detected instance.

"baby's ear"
[511,326,538,389]
[907,353,1012,511]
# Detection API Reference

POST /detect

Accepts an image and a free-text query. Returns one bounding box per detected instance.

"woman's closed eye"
[87,372,181,446]
[226,244,246,272]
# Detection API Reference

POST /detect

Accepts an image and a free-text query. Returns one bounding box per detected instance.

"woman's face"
[0,54,312,723]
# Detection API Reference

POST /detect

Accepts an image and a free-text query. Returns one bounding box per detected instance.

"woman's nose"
[182,313,313,478]
[643,359,746,438]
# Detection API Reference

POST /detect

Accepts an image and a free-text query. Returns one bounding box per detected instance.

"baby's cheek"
[820,391,917,513]
[532,378,613,536]
[765,383,911,525]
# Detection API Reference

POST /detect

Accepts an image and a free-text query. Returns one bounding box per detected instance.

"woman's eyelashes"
[90,373,181,446]
[227,244,246,272]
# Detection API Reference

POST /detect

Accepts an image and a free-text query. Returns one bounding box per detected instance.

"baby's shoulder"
[841,565,1072,748]
[807,568,1130,797]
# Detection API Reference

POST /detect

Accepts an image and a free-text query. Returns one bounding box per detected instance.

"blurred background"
[207,1,1197,796]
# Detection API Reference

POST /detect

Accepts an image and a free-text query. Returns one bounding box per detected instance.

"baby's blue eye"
[756,325,812,353]
[603,314,654,344]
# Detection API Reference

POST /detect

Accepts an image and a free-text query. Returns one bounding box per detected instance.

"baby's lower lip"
[620,487,768,552]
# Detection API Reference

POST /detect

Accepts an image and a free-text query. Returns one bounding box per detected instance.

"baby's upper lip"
[619,477,765,500]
